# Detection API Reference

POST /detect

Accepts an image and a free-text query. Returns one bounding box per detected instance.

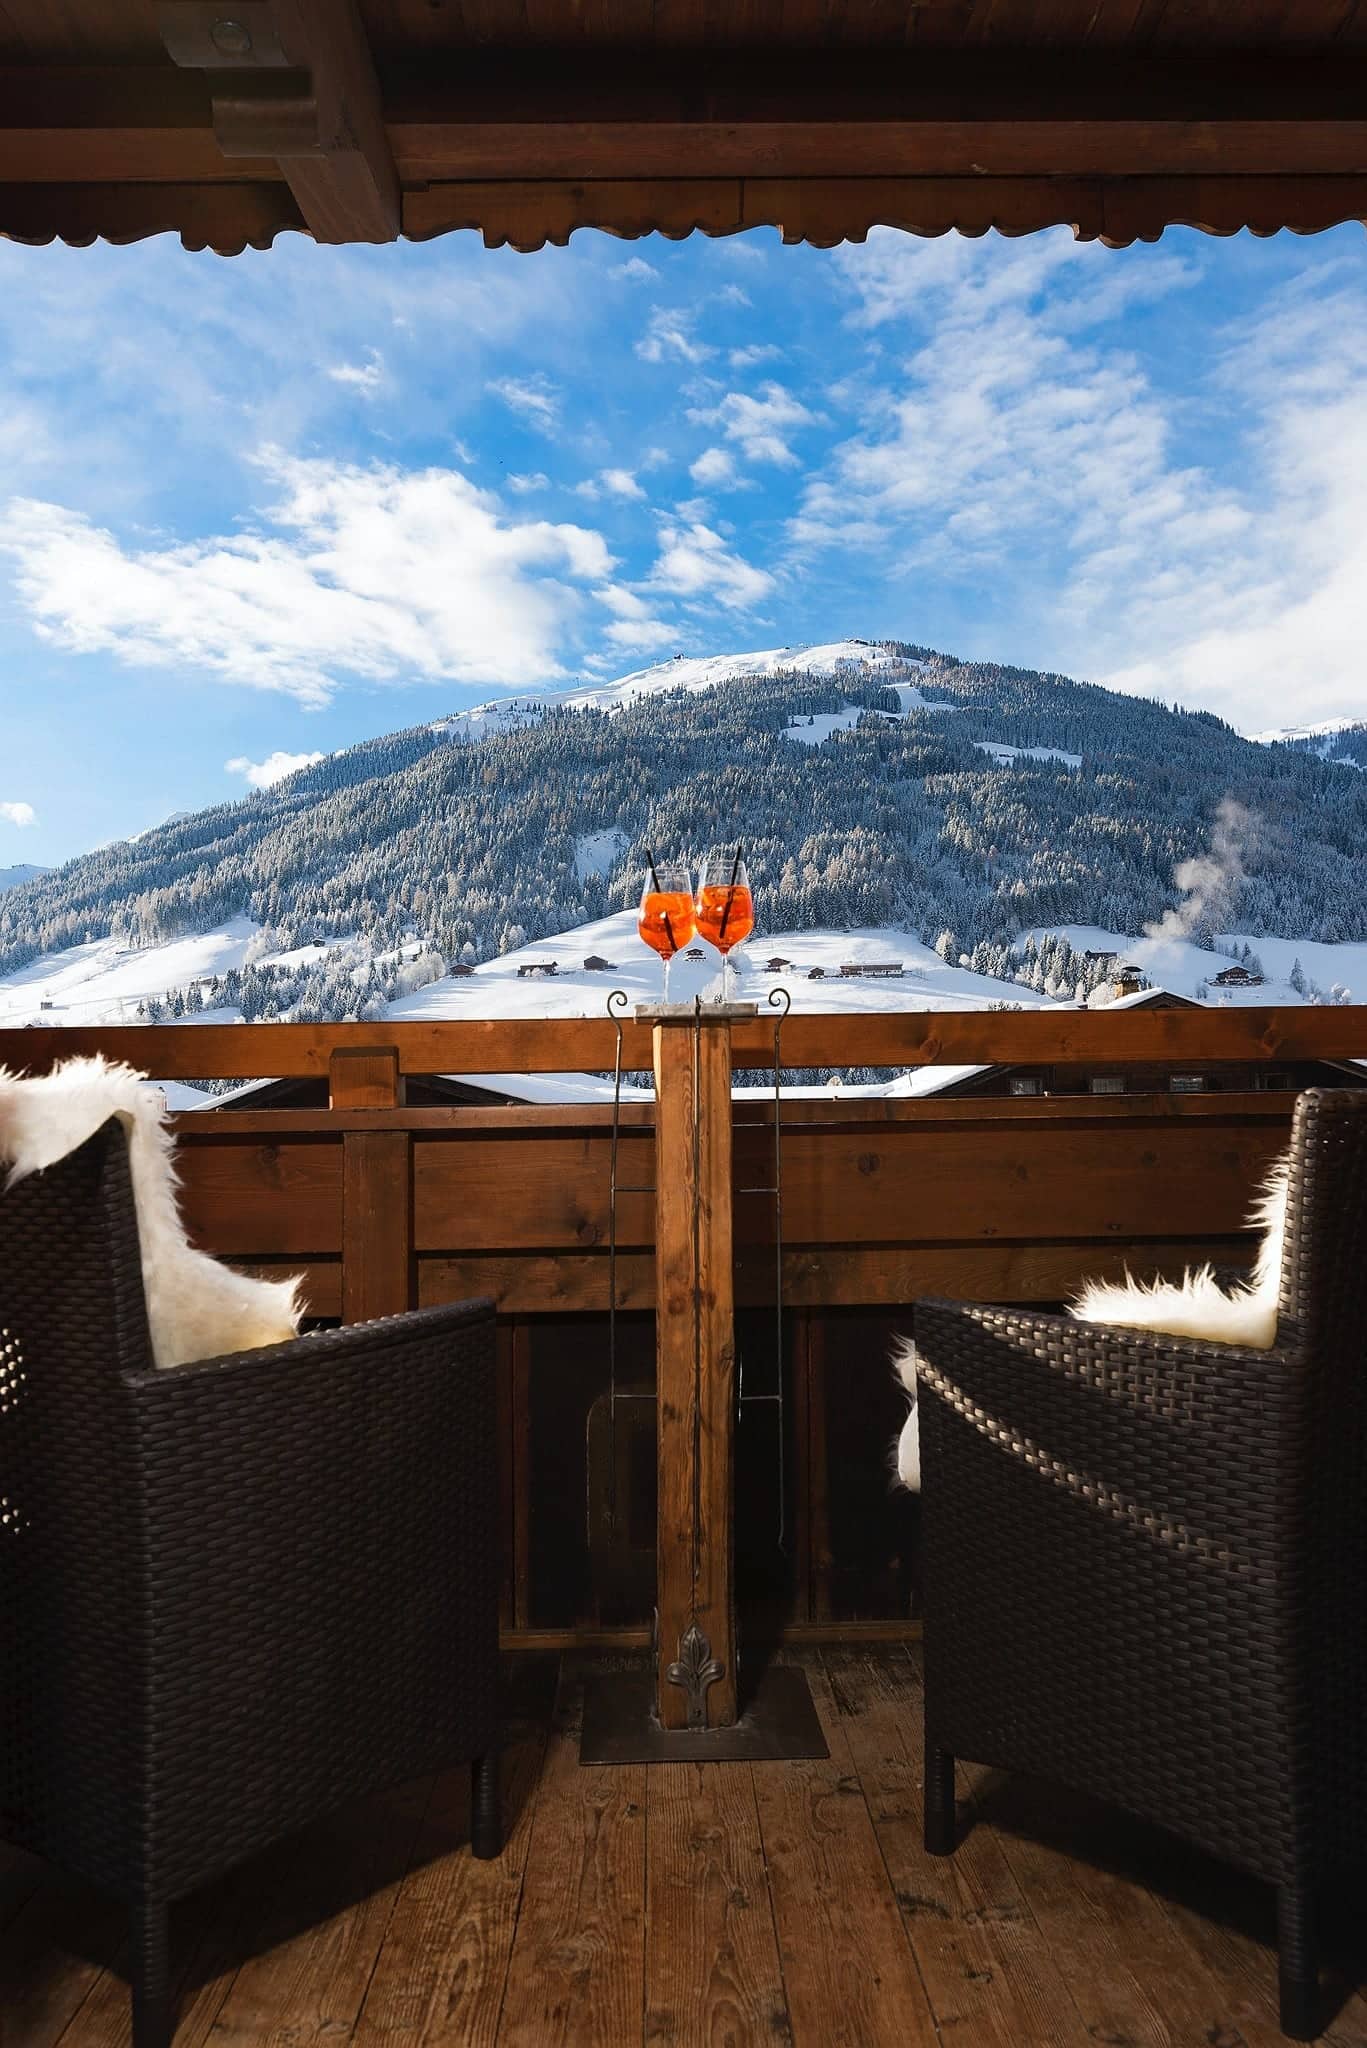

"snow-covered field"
[0,918,357,1027]
[1023,924,1367,1007]
[10,907,1367,1042]
[975,741,1082,770]
[386,911,1049,1023]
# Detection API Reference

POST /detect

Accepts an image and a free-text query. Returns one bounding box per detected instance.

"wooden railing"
[5,1008,1365,1660]
[5,1008,1363,1322]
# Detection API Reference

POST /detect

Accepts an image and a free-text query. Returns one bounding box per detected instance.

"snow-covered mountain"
[0,864,48,893]
[1250,718,1367,770]
[5,634,1367,1031]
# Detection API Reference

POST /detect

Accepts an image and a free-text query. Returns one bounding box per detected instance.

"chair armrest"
[122,1295,496,1394]
[913,1298,1304,1562]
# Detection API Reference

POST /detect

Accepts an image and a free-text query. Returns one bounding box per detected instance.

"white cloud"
[506,471,549,494]
[689,447,737,488]
[717,284,752,308]
[640,446,671,471]
[0,451,617,705]
[226,750,326,789]
[326,347,384,396]
[487,373,559,430]
[636,308,713,366]
[0,801,35,827]
[576,467,646,503]
[729,342,781,369]
[611,256,659,281]
[691,382,815,467]
[647,521,773,612]
[795,229,1367,730]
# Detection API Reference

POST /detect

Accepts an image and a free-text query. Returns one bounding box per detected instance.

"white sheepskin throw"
[0,1056,302,1369]
[892,1154,1289,1493]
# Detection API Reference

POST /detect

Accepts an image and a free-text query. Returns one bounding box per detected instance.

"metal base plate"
[579,1664,828,1764]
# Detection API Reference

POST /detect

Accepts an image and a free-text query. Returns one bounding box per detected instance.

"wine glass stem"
[664,953,672,1004]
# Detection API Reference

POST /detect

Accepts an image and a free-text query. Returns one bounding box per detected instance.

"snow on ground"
[783,708,867,746]
[573,827,628,884]
[975,741,1082,770]
[388,910,1049,1025]
[1021,924,1367,1005]
[0,918,355,1027]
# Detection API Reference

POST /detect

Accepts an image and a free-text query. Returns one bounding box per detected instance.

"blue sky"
[1,221,1365,868]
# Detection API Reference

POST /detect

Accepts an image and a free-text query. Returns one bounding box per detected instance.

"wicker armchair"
[915,1088,1367,2042]
[0,1120,500,2048]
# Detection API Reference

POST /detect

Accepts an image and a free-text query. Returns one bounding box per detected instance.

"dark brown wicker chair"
[0,1119,500,2048]
[915,1088,1367,2042]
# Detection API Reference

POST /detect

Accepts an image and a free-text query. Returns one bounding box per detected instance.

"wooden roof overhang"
[3,2,1367,256]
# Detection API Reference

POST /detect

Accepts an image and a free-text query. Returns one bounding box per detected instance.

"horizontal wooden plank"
[380,48,1367,125]
[419,1237,1256,1314]
[167,1090,1299,1137]
[731,1008,1367,1070]
[734,1117,1291,1246]
[413,1131,655,1251]
[394,119,1367,181]
[175,1136,343,1256]
[5,1009,1365,1079]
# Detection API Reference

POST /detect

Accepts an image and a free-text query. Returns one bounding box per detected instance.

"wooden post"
[330,1046,413,1325]
[652,1011,738,1731]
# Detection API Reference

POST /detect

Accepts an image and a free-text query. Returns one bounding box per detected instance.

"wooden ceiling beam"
[156,0,399,241]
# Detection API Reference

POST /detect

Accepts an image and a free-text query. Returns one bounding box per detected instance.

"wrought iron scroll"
[735,985,791,1553]
[594,987,657,1547]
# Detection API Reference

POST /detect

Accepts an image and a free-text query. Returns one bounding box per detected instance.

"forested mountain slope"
[4,640,1366,1019]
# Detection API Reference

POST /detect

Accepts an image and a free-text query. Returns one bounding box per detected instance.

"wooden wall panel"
[174,1136,343,1256]
[413,1131,654,1251]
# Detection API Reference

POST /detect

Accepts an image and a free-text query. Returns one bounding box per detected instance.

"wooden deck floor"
[4,1647,1366,2048]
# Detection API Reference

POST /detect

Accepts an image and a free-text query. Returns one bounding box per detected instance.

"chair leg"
[471,1747,501,1860]
[1278,1880,1319,2041]
[924,1737,957,1857]
[131,1899,172,2048]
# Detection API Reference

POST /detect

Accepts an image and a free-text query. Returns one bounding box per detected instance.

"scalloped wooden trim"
[403,174,1367,252]
[0,180,305,255]
[4,173,1365,256]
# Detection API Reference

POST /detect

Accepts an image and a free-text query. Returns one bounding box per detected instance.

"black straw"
[718,843,744,944]
[644,847,677,954]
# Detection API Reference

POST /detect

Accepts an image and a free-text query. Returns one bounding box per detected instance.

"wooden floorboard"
[3,1647,1365,2047]
[643,1761,788,2045]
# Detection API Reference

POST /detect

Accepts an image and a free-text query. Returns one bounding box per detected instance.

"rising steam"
[1144,797,1257,944]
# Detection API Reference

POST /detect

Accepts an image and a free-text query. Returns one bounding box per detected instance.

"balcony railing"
[4,1006,1365,1666]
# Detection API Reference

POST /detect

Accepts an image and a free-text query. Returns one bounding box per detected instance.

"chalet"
[807,965,827,980]
[764,956,793,972]
[840,962,903,979]
[450,962,476,978]
[685,947,704,960]
[1214,964,1265,987]
[516,961,557,979]
[582,955,615,972]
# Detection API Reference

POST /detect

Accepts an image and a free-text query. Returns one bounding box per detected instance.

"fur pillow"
[892,1154,1290,1493]
[0,1056,302,1369]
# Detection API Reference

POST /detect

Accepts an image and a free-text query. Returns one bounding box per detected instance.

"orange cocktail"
[694,883,754,953]
[696,851,754,1002]
[638,860,695,999]
[639,889,696,960]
